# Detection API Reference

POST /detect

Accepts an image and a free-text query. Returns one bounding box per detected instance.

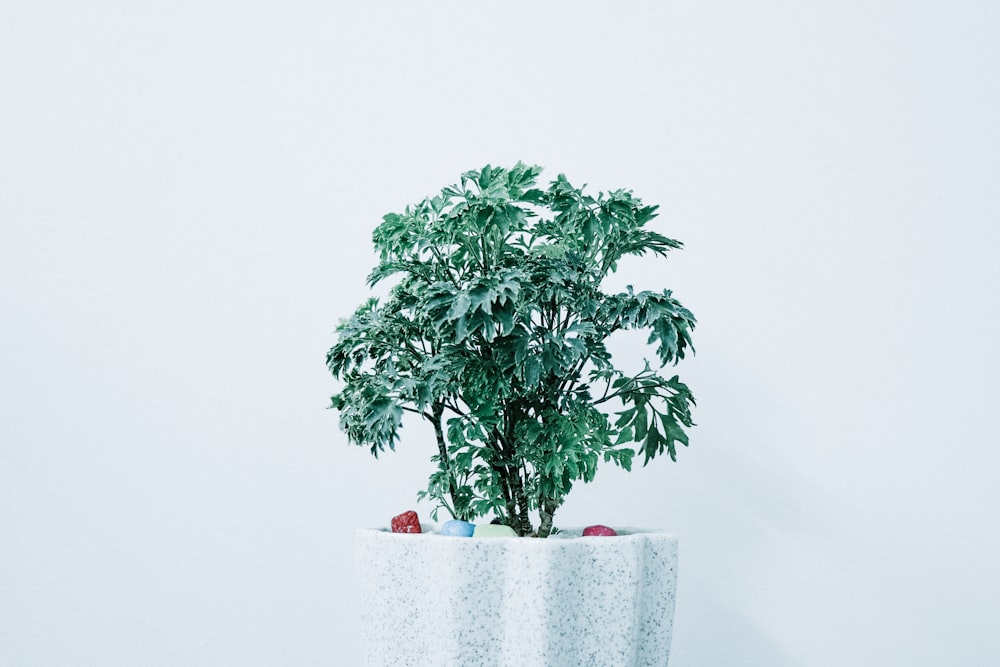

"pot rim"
[357,526,677,545]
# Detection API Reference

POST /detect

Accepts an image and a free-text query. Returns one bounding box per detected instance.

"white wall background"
[2,2,998,665]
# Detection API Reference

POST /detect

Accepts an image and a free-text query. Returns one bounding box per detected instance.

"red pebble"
[582,524,618,537]
[391,510,422,534]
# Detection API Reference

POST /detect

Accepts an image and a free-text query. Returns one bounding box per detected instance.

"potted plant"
[328,163,696,666]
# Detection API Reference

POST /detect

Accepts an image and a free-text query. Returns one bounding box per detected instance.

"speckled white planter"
[356,527,678,667]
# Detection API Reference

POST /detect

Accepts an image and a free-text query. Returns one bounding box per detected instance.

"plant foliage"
[327,163,696,536]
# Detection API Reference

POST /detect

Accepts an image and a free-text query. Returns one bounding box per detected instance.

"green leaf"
[524,355,542,386]
[614,425,633,445]
[446,292,471,321]
[634,406,648,440]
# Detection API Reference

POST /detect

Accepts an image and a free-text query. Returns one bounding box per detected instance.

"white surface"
[356,529,677,666]
[2,2,999,666]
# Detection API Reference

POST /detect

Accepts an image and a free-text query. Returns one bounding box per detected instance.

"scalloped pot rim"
[359,526,676,541]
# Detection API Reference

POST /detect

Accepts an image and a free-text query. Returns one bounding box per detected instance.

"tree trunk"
[430,402,462,520]
[490,460,517,526]
[497,411,533,536]
[505,468,534,536]
[537,497,559,538]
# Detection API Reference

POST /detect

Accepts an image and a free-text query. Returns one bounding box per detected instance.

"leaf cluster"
[327,163,696,535]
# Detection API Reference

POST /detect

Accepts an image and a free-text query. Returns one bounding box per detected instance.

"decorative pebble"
[391,510,422,534]
[440,520,475,537]
[473,524,518,538]
[582,524,618,537]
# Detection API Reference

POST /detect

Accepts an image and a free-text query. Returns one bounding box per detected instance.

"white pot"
[355,527,678,667]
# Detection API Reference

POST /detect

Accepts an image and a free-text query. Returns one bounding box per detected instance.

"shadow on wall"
[666,442,811,667]
[660,352,821,667]
[671,591,803,667]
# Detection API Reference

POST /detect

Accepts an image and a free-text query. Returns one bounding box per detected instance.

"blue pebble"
[440,520,475,537]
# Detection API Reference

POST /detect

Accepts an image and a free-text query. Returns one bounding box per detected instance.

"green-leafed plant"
[327,163,696,537]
